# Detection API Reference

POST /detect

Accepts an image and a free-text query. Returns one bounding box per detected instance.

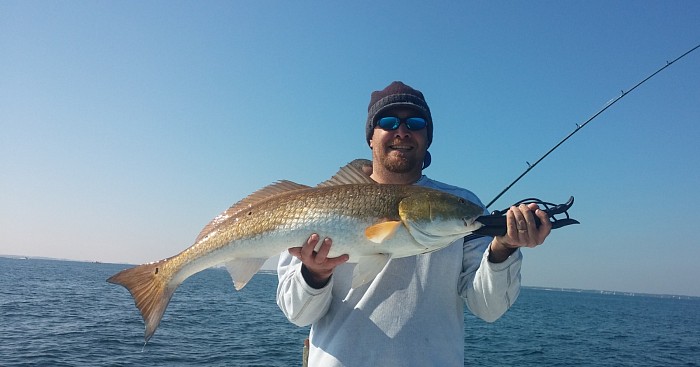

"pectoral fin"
[225,258,267,290]
[351,254,391,288]
[365,221,402,244]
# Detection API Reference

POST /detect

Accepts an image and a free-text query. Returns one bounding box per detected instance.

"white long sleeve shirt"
[276,176,522,367]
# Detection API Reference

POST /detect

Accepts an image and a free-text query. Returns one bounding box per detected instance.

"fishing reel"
[473,197,579,237]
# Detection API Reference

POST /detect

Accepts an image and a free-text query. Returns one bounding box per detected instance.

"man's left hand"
[488,203,552,262]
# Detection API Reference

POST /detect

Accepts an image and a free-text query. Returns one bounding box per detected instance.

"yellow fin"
[107,259,178,343]
[365,221,402,244]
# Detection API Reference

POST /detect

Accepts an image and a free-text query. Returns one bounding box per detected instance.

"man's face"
[369,106,429,174]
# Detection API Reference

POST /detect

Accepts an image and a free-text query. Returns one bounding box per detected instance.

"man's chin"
[383,156,418,173]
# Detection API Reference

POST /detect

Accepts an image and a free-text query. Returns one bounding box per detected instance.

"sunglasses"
[376,116,428,131]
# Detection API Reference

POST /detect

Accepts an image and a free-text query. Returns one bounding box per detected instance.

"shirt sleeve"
[458,235,523,322]
[276,251,334,327]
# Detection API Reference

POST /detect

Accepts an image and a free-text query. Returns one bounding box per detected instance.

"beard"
[377,149,422,173]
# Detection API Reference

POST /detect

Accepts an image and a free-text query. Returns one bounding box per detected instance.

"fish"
[107,160,491,342]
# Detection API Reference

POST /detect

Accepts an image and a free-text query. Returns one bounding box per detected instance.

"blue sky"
[1,1,699,297]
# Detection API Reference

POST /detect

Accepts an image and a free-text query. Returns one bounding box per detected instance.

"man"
[277,81,552,366]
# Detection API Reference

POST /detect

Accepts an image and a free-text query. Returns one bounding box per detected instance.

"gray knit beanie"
[365,81,433,148]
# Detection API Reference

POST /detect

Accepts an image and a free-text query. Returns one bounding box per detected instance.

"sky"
[1,1,699,297]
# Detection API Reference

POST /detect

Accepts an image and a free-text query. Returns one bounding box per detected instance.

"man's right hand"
[288,234,349,289]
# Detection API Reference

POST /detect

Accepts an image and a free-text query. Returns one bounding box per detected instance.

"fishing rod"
[486,43,700,209]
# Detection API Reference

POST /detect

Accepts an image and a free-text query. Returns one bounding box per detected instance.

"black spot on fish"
[155,267,159,275]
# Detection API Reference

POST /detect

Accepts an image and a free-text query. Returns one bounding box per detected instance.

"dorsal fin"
[317,159,376,187]
[194,180,310,243]
[231,180,310,209]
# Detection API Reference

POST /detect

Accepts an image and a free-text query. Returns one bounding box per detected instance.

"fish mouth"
[462,217,478,227]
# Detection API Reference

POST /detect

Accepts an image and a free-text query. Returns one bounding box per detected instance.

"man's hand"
[489,203,552,263]
[288,234,349,288]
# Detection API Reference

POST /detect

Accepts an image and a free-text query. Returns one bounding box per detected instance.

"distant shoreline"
[2,254,698,300]
[523,286,698,300]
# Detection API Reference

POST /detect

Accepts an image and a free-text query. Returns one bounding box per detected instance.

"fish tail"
[107,259,178,343]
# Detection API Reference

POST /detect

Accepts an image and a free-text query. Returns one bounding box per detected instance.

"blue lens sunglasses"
[376,116,427,131]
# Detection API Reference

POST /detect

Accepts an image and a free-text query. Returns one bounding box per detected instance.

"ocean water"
[1,257,698,366]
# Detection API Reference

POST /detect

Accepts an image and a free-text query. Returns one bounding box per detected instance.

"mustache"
[389,138,416,146]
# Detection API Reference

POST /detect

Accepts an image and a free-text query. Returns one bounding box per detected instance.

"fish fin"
[352,254,391,288]
[317,159,375,187]
[365,220,403,243]
[195,180,310,243]
[107,259,179,343]
[225,258,267,290]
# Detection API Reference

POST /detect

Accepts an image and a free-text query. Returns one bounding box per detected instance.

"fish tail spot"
[107,259,177,343]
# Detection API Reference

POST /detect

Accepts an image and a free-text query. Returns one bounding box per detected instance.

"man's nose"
[394,122,411,137]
